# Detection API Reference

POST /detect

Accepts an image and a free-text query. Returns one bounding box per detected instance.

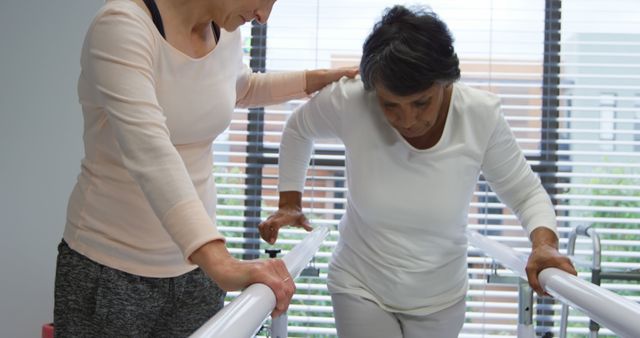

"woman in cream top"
[55,0,356,336]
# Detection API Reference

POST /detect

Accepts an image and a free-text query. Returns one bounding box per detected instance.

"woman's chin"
[399,129,427,139]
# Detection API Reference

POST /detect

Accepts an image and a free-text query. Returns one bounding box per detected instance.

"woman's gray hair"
[360,5,460,95]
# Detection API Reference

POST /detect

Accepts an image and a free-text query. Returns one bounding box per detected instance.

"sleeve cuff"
[162,198,225,263]
[525,224,559,239]
[278,182,305,193]
[271,70,308,102]
[236,71,308,107]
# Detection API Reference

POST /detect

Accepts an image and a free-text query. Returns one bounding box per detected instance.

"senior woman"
[54,0,357,336]
[259,5,577,338]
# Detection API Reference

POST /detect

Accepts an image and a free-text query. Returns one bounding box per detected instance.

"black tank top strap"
[142,0,220,43]
[212,22,220,43]
[142,0,165,38]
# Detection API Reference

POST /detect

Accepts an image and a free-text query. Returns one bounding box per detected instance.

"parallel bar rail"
[467,230,640,338]
[189,225,330,338]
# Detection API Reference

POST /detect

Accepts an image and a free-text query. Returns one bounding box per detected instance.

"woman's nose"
[398,110,417,128]
[255,5,274,24]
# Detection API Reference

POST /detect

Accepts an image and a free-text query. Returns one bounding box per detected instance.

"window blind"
[214,1,640,337]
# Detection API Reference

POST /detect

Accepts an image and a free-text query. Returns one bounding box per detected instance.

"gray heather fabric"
[331,293,465,338]
[54,240,225,338]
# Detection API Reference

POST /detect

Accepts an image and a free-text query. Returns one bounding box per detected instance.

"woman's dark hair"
[360,5,460,96]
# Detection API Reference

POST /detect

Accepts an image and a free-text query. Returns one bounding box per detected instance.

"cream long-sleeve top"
[279,77,558,315]
[64,0,307,277]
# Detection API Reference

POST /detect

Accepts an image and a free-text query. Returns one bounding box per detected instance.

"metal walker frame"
[560,225,640,338]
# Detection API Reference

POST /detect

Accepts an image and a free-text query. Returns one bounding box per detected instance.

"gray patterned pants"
[54,240,225,338]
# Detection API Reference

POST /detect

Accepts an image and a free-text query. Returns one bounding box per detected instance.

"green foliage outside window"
[566,167,639,337]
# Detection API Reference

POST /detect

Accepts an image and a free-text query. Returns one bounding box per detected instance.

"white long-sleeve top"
[64,0,307,277]
[279,77,557,315]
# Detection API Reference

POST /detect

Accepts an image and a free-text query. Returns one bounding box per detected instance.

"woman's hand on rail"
[259,191,313,245]
[259,207,312,245]
[190,239,296,318]
[526,227,578,296]
[304,66,359,95]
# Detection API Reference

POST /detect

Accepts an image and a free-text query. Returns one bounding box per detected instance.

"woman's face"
[375,83,448,139]
[221,0,277,31]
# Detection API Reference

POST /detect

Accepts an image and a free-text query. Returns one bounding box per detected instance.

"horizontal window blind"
[550,1,640,337]
[213,1,640,337]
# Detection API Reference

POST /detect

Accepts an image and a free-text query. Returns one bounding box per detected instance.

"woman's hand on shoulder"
[305,66,359,94]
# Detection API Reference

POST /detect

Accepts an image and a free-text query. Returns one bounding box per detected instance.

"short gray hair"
[360,5,460,95]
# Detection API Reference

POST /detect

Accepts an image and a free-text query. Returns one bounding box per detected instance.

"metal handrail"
[189,225,331,338]
[561,224,601,338]
[467,230,640,338]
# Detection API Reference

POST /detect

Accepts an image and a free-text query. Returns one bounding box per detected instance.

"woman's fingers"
[263,259,295,318]
[299,218,313,232]
[526,245,577,296]
[258,218,280,244]
[259,210,313,244]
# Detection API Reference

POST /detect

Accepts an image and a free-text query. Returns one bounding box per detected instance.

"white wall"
[0,1,101,337]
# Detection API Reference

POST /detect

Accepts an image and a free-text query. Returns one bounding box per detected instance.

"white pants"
[331,293,465,338]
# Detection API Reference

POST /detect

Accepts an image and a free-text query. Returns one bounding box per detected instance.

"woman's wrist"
[191,241,235,274]
[304,67,359,94]
[278,191,303,210]
[530,227,559,250]
[304,69,326,95]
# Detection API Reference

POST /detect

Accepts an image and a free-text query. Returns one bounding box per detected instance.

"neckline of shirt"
[385,83,457,153]
[115,0,224,62]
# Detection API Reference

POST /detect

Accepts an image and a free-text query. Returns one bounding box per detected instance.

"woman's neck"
[155,0,220,33]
